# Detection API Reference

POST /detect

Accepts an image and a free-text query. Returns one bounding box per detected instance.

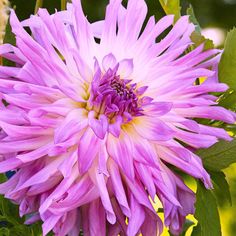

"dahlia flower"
[0,0,234,235]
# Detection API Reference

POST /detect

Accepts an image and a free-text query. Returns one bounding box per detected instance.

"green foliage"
[61,0,67,11]
[191,224,201,236]
[192,153,233,234]
[190,31,214,50]
[34,0,43,14]
[210,171,232,206]
[3,19,15,46]
[186,5,214,50]
[10,0,60,20]
[196,139,236,171]
[159,1,214,50]
[193,181,221,236]
[179,220,195,236]
[218,90,236,111]
[219,28,236,89]
[159,0,181,21]
[219,28,236,110]
[2,19,16,66]
[186,5,201,33]
[0,174,42,236]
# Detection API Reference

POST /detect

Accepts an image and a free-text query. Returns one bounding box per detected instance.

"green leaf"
[61,0,67,10]
[210,171,232,206]
[159,0,181,21]
[2,18,16,66]
[219,28,236,110]
[218,28,236,109]
[194,181,221,236]
[185,4,214,51]
[0,227,10,236]
[0,174,7,183]
[8,226,31,236]
[196,139,236,171]
[178,219,195,236]
[186,5,201,33]
[191,224,202,236]
[0,196,23,226]
[224,124,236,136]
[3,18,15,46]
[34,0,44,14]
[218,90,236,111]
[219,28,236,90]
[28,222,43,236]
[190,29,214,51]
[0,174,42,235]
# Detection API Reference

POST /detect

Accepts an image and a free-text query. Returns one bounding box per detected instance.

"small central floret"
[107,75,139,116]
[110,78,134,100]
[88,65,147,124]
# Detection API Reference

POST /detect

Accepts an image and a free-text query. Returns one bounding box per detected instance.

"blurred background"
[0,0,236,235]
[6,0,236,47]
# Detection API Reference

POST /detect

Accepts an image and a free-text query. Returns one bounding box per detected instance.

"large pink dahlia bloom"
[0,0,234,235]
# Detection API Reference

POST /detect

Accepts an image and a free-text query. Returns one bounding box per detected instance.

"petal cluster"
[0,0,234,235]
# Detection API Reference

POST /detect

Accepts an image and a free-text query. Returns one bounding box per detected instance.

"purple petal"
[88,111,108,139]
[102,53,117,71]
[132,116,174,141]
[108,160,131,217]
[78,128,100,174]
[117,58,134,78]
[107,133,135,180]
[127,194,145,236]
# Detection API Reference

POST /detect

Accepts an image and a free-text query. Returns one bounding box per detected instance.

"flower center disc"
[88,69,144,123]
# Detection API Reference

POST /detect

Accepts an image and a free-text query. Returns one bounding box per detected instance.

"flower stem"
[34,0,43,14]
[61,0,67,10]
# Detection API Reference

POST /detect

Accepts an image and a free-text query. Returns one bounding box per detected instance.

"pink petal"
[108,160,131,217]
[42,215,61,236]
[78,128,100,174]
[132,116,174,141]
[127,194,145,236]
[91,169,116,224]
[88,111,109,139]
[175,106,235,124]
[89,200,106,236]
[117,58,134,78]
[102,53,117,71]
[107,133,135,180]
[0,158,22,173]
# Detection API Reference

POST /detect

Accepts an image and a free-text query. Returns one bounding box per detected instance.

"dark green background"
[9,0,236,31]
